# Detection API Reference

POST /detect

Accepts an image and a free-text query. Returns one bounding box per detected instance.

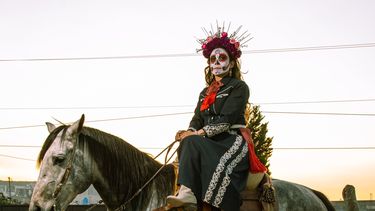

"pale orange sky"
[1,0,375,201]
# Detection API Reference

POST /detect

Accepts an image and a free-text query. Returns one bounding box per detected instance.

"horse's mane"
[38,125,176,210]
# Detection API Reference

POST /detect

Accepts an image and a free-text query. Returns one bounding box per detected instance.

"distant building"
[0,181,34,204]
[0,181,101,205]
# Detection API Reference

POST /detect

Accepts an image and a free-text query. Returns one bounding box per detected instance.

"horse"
[29,115,335,211]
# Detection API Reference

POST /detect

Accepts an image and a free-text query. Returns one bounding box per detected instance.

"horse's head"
[30,115,92,211]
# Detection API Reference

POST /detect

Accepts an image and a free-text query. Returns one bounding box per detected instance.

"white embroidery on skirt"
[203,136,243,203]
[213,143,248,207]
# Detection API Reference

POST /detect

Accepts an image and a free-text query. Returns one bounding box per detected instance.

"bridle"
[52,131,80,208]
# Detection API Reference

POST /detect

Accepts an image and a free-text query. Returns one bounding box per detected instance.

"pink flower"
[206,36,213,43]
[230,39,236,44]
[234,42,240,49]
[202,44,207,49]
[221,32,228,38]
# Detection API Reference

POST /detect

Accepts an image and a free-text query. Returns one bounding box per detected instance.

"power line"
[256,98,375,105]
[0,112,193,130]
[1,146,374,162]
[1,110,375,130]
[0,53,197,62]
[1,145,375,150]
[244,43,375,54]
[0,145,40,148]
[0,124,46,130]
[1,98,375,110]
[262,111,375,116]
[0,145,179,150]
[0,154,35,162]
[0,105,194,110]
[86,111,192,123]
[272,147,375,150]
[1,43,375,62]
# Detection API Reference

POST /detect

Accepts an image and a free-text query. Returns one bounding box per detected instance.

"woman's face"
[209,48,232,76]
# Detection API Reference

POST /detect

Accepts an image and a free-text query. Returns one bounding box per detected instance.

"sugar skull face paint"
[209,48,231,76]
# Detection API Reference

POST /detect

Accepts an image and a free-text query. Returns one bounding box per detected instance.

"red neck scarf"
[200,80,224,111]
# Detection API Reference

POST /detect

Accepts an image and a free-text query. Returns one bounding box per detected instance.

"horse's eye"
[52,155,65,165]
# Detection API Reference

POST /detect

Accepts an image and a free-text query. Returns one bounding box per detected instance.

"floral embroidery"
[203,136,243,203]
[213,143,248,207]
[203,123,230,137]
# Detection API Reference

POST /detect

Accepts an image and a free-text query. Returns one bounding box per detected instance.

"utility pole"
[8,177,11,200]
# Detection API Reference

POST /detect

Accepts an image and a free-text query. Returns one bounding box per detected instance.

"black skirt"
[177,132,249,210]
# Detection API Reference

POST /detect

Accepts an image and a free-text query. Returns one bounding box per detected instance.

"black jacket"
[188,77,249,137]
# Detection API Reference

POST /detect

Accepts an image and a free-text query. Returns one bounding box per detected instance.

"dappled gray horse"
[29,115,334,211]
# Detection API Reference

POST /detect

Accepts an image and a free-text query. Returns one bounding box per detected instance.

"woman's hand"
[175,130,186,141]
[175,129,206,141]
[179,130,196,140]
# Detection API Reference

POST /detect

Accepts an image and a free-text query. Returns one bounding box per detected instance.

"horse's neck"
[91,163,123,209]
[91,160,176,210]
[83,131,175,210]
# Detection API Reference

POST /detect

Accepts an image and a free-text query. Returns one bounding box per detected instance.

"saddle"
[240,173,278,211]
[154,172,277,211]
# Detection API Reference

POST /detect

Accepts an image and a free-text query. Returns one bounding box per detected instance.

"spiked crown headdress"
[196,21,252,59]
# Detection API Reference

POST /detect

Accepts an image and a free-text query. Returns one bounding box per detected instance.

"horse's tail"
[309,188,336,211]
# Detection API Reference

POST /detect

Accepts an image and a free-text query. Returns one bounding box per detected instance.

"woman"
[167,24,266,210]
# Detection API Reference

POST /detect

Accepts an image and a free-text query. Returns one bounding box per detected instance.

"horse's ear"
[46,122,56,133]
[67,114,85,135]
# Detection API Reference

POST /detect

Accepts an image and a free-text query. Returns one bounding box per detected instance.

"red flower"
[221,32,228,38]
[230,38,236,44]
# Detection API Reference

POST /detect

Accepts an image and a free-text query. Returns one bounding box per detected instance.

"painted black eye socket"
[209,55,217,63]
[52,155,66,165]
[218,54,228,62]
[209,53,228,63]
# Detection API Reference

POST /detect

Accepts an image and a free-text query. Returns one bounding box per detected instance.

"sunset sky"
[0,0,374,201]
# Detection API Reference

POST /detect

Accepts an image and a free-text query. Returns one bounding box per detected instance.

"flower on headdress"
[206,36,213,43]
[230,39,236,44]
[234,42,240,49]
[221,32,228,38]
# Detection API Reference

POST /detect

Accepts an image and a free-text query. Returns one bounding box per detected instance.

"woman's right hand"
[175,130,186,141]
[179,130,196,140]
